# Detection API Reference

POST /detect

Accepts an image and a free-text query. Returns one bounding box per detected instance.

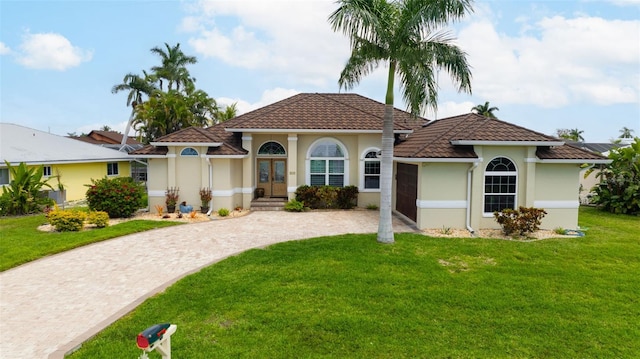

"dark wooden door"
[396,163,418,222]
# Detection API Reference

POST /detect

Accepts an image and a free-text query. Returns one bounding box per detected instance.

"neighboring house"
[131,93,609,231]
[71,130,147,181]
[1,123,137,201]
[71,130,144,152]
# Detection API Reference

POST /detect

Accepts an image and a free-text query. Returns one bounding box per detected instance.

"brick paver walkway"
[0,211,415,358]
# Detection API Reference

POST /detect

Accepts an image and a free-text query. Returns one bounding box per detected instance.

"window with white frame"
[107,162,119,176]
[43,166,52,177]
[180,147,198,156]
[484,157,517,213]
[363,150,380,189]
[308,139,346,187]
[258,141,286,156]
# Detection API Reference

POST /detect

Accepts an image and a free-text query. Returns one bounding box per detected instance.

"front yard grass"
[0,214,181,271]
[70,207,639,358]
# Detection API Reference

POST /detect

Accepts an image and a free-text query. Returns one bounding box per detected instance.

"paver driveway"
[0,210,416,358]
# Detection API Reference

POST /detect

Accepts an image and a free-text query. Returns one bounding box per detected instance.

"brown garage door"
[396,163,418,222]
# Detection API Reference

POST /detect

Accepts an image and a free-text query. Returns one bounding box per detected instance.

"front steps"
[250,197,287,211]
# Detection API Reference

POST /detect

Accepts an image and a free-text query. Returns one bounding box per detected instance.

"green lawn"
[0,214,181,271]
[70,207,639,358]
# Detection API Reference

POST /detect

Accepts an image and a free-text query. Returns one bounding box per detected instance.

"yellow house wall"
[147,158,168,212]
[417,162,469,229]
[33,161,131,201]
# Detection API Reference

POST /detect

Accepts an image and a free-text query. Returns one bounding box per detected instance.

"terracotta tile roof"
[130,125,248,157]
[72,131,141,145]
[151,126,223,144]
[223,93,426,132]
[131,145,168,156]
[536,143,608,160]
[395,113,608,161]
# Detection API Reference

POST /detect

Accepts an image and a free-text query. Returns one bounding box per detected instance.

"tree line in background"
[112,43,237,144]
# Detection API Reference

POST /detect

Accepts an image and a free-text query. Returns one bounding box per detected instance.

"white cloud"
[424,101,476,120]
[186,0,350,88]
[457,12,639,107]
[16,32,93,71]
[0,42,11,55]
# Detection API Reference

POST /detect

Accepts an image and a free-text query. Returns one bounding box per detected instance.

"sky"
[1,0,639,143]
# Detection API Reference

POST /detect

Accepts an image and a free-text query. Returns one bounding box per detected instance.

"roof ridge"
[402,114,471,157]
[226,93,306,127]
[320,93,417,131]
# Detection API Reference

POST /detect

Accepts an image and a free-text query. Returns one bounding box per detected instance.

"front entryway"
[257,159,287,197]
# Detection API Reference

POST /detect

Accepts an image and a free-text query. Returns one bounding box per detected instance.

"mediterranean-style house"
[131,93,609,231]
[1,123,136,202]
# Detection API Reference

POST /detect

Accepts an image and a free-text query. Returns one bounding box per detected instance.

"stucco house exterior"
[1,123,137,202]
[132,93,609,231]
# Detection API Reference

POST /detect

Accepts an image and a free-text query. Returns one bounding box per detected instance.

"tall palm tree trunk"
[378,62,397,244]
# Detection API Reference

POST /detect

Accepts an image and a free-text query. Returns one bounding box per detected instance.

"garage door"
[396,163,417,222]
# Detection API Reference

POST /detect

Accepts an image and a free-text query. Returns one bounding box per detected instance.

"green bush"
[294,185,359,209]
[590,138,640,215]
[85,177,145,218]
[284,199,305,212]
[1,161,54,216]
[494,207,547,236]
[217,208,230,217]
[48,209,86,232]
[87,211,110,228]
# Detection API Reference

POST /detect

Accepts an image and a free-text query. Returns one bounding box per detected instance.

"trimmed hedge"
[295,185,358,209]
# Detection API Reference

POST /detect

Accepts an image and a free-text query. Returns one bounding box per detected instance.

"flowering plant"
[199,187,213,206]
[165,187,179,206]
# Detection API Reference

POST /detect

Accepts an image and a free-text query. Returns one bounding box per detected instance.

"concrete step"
[250,198,287,211]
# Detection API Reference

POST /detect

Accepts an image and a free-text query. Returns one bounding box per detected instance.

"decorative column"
[287,134,298,200]
[242,135,253,209]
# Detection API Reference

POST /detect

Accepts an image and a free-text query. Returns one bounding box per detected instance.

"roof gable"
[395,114,608,162]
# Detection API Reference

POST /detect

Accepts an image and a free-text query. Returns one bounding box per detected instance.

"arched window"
[180,147,198,156]
[258,141,286,156]
[307,139,348,187]
[362,149,380,190]
[484,157,517,213]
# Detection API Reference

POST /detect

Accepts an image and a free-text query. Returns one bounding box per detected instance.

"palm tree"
[329,0,473,243]
[111,71,157,148]
[150,43,197,92]
[619,127,635,139]
[471,101,499,118]
[215,103,239,123]
[569,128,585,142]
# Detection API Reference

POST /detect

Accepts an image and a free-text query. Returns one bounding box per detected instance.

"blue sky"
[1,0,639,143]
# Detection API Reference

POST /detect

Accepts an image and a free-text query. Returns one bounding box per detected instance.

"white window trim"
[482,156,518,216]
[180,147,199,156]
[359,147,381,192]
[305,137,349,186]
[43,166,52,177]
[107,162,119,176]
[256,140,287,157]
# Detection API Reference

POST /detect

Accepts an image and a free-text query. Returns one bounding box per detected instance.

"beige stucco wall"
[534,163,582,229]
[416,162,470,229]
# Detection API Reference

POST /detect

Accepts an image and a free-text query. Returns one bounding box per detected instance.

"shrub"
[590,138,640,215]
[284,199,305,212]
[217,208,230,217]
[87,211,110,228]
[494,207,547,236]
[85,177,145,218]
[366,203,379,210]
[336,185,359,209]
[294,185,359,209]
[48,209,86,232]
[1,161,54,215]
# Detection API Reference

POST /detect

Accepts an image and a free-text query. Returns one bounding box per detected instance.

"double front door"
[258,159,287,197]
